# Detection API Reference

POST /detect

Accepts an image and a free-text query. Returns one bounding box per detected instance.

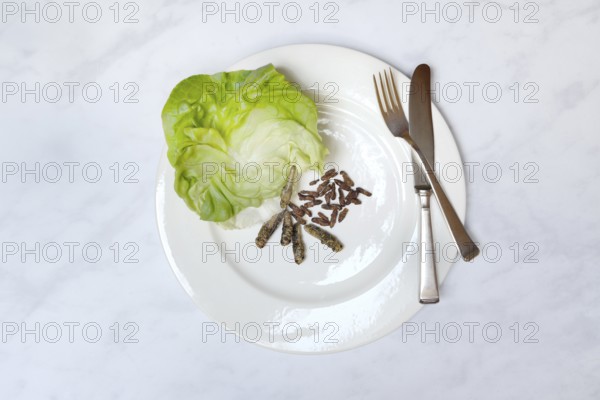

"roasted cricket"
[321,168,338,180]
[255,211,284,249]
[280,210,293,246]
[292,222,305,264]
[338,208,349,222]
[340,170,354,186]
[304,223,344,252]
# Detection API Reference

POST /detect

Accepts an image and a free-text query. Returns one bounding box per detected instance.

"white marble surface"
[1,0,599,398]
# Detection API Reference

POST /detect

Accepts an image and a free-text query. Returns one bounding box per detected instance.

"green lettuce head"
[162,64,328,225]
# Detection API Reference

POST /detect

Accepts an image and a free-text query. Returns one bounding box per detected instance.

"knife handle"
[409,142,480,261]
[418,188,439,304]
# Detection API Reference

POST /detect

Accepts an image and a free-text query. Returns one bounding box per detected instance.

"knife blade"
[410,64,434,188]
[409,64,439,304]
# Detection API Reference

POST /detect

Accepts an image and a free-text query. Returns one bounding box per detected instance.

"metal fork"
[373,69,479,261]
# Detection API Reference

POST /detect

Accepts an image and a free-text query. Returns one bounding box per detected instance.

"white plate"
[156,44,466,353]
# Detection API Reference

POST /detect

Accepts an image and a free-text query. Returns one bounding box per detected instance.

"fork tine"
[388,68,402,109]
[373,75,386,115]
[379,72,392,113]
[383,69,395,111]
[383,71,398,111]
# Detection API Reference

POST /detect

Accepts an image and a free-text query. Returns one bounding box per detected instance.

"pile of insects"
[255,166,372,265]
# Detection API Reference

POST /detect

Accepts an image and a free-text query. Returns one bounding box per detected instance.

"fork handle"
[418,188,439,303]
[410,143,480,261]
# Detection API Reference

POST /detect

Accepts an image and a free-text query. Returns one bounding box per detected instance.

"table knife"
[409,64,439,304]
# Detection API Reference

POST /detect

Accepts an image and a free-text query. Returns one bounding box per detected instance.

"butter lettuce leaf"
[162,64,328,224]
